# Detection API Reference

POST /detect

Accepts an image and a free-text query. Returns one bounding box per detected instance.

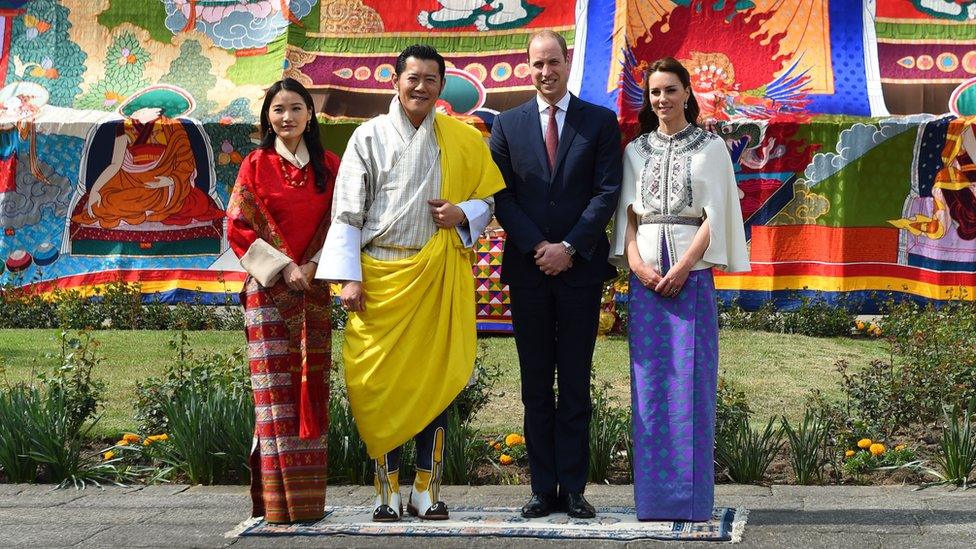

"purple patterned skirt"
[627,267,718,521]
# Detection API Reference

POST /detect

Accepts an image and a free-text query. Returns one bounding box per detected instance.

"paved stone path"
[2,483,975,548]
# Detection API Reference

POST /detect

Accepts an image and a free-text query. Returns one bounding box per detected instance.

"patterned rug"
[228,506,747,542]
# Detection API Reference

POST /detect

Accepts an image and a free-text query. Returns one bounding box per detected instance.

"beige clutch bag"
[240,238,292,287]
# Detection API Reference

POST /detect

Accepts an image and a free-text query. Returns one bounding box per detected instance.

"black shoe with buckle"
[521,493,558,518]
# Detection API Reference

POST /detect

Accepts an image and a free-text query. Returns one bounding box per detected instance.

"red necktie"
[546,105,559,170]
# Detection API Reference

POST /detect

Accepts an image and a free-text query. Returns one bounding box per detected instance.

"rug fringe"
[730,507,749,543]
[224,516,262,538]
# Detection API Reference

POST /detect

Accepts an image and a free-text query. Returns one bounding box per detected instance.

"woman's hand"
[654,263,690,298]
[630,261,662,289]
[282,262,311,292]
[299,262,317,282]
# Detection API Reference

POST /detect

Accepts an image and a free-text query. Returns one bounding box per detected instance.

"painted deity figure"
[71,85,223,229]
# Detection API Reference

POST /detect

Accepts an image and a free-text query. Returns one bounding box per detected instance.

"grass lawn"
[0,329,889,438]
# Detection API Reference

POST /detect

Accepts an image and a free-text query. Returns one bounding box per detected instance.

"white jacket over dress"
[610,124,750,274]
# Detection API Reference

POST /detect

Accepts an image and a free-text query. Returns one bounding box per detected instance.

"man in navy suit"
[489,30,622,519]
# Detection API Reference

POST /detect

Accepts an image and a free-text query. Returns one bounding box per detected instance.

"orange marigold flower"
[505,433,524,446]
[103,451,115,461]
[855,320,865,331]
[144,433,170,445]
[492,442,502,450]
[857,438,872,449]
[499,454,514,465]
[121,433,141,444]
[845,450,855,458]
[870,443,885,456]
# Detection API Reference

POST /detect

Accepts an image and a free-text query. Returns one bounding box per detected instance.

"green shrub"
[0,281,243,331]
[2,332,133,487]
[0,384,41,482]
[878,300,976,426]
[715,416,783,484]
[134,331,249,436]
[782,296,856,338]
[151,382,253,485]
[0,288,57,328]
[836,359,899,439]
[926,403,976,488]
[718,300,779,332]
[442,405,488,485]
[100,280,143,329]
[718,294,855,337]
[716,375,751,442]
[138,295,174,330]
[588,381,630,483]
[781,408,834,485]
[24,386,127,488]
[39,331,106,435]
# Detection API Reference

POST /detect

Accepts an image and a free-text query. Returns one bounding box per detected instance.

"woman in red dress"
[227,78,338,524]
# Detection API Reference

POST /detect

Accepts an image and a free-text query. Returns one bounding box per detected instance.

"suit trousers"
[509,276,602,496]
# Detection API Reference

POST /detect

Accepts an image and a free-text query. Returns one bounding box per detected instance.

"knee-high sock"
[414,410,448,501]
[373,453,400,505]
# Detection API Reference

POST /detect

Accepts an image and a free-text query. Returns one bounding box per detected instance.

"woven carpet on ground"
[228,505,747,542]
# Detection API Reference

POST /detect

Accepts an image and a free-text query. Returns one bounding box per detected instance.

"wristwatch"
[561,241,576,257]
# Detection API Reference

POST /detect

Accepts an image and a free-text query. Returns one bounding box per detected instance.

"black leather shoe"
[563,492,596,519]
[521,493,557,518]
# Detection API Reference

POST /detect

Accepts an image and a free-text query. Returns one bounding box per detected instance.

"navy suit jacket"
[490,94,622,287]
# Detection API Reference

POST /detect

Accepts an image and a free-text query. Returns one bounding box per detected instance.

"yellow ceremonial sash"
[344,113,505,459]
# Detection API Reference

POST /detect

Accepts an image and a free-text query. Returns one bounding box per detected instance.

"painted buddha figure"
[71,85,223,229]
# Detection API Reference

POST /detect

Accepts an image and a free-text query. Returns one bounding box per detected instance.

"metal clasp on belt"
[640,213,703,226]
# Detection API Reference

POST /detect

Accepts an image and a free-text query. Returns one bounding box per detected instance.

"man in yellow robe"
[316,45,504,522]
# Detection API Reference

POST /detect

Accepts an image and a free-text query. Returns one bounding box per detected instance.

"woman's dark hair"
[258,77,330,193]
[637,57,700,135]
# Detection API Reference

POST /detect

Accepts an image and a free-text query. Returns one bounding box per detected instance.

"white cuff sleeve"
[240,238,292,287]
[314,222,363,282]
[455,199,491,248]
[309,247,322,264]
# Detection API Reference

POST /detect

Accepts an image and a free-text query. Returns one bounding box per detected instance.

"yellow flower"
[121,433,141,444]
[895,444,906,452]
[116,439,128,446]
[143,433,169,445]
[845,450,855,458]
[869,443,886,456]
[505,433,524,447]
[857,438,872,449]
[499,454,514,465]
[103,451,115,461]
[855,320,865,331]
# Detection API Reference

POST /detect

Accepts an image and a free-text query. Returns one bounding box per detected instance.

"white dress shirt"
[536,91,571,141]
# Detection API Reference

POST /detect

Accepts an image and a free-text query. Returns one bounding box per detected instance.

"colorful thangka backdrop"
[1,1,976,333]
